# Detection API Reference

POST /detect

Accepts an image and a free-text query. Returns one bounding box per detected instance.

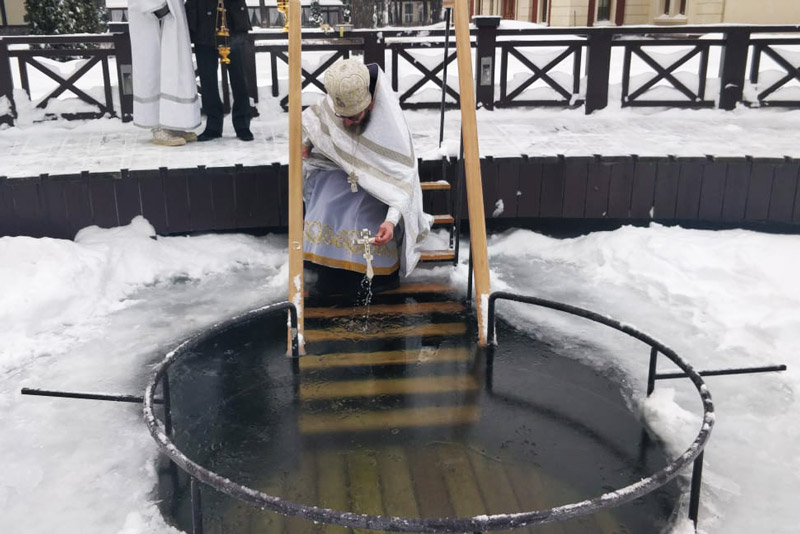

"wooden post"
[585,30,612,114]
[287,0,305,353]
[719,28,750,111]
[453,0,491,346]
[0,38,15,127]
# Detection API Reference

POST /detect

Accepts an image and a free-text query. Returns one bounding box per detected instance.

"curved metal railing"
[142,295,715,532]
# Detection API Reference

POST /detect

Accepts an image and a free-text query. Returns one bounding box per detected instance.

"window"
[404,2,413,23]
[597,0,611,21]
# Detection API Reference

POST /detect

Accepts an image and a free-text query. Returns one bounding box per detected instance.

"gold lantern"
[215,0,231,64]
[277,0,289,33]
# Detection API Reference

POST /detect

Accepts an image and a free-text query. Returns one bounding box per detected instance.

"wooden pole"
[287,0,305,353]
[453,0,491,346]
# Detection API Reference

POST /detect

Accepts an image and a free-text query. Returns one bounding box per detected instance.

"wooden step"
[300,375,479,401]
[432,214,455,226]
[299,405,479,434]
[420,249,456,262]
[380,281,457,295]
[299,346,473,370]
[304,321,467,343]
[421,180,451,191]
[305,300,465,320]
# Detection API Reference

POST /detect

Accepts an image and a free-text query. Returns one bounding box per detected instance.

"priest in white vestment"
[302,59,433,294]
[128,0,201,146]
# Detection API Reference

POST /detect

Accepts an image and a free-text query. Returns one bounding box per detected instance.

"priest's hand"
[301,144,311,159]
[373,221,395,246]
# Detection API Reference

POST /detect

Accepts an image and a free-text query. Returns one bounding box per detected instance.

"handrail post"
[191,477,204,534]
[688,450,705,527]
[585,29,613,114]
[362,30,385,70]
[287,0,305,354]
[473,15,500,111]
[0,37,17,126]
[112,31,133,122]
[487,293,496,345]
[646,347,658,396]
[454,0,491,346]
[162,372,173,437]
[719,28,751,110]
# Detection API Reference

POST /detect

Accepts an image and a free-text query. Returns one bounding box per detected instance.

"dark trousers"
[195,38,251,135]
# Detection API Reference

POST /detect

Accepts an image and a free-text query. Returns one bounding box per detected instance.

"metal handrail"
[142,294,714,532]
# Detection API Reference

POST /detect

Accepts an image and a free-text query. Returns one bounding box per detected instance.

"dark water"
[158,305,679,534]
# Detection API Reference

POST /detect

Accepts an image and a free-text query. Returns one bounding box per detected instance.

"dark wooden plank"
[768,160,798,222]
[409,445,455,519]
[653,158,680,219]
[721,159,751,222]
[495,157,520,219]
[11,178,46,237]
[674,157,705,220]
[516,157,542,218]
[606,157,634,219]
[698,159,726,221]
[135,169,168,233]
[539,156,565,218]
[276,163,290,228]
[585,157,612,218]
[630,157,657,219]
[188,166,216,232]
[88,173,119,229]
[0,177,16,236]
[234,164,261,229]
[377,446,420,520]
[63,174,93,237]
[283,449,318,534]
[114,169,143,227]
[745,159,776,222]
[562,157,589,218]
[39,175,71,239]
[481,157,500,219]
[346,449,383,534]
[254,165,281,228]
[504,461,565,534]
[210,166,237,230]
[162,168,192,233]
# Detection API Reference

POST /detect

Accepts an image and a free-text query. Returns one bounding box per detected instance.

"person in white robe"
[302,59,433,294]
[128,0,201,146]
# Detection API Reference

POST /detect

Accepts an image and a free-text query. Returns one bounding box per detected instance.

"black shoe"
[236,129,254,142]
[197,130,222,142]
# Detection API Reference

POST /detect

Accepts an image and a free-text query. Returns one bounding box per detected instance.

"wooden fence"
[3,156,799,239]
[2,23,800,126]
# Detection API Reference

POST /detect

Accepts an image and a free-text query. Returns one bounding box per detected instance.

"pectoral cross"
[355,228,375,280]
[348,170,358,193]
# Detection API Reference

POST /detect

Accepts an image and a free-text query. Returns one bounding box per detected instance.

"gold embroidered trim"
[304,252,399,275]
[304,221,398,259]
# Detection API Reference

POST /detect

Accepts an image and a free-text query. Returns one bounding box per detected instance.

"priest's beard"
[344,112,372,135]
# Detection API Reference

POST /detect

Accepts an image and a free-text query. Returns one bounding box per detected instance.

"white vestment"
[302,69,433,276]
[128,0,201,130]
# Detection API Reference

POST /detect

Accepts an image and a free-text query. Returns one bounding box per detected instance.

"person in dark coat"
[184,0,254,141]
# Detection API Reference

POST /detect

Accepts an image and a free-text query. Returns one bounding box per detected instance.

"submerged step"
[300,375,479,400]
[305,301,465,320]
[299,346,473,370]
[432,214,455,225]
[299,405,480,434]
[380,281,458,295]
[304,322,467,343]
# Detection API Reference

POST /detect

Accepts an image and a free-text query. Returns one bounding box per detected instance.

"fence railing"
[1,23,800,127]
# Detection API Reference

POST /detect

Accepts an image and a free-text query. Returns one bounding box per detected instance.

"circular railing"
[143,295,714,532]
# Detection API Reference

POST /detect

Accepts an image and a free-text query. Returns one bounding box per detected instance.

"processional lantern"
[277,0,290,32]
[216,0,231,64]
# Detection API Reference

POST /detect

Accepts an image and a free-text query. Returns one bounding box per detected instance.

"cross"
[348,170,358,193]
[355,228,375,280]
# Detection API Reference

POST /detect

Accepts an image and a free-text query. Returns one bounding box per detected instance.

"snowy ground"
[2,102,800,179]
[1,219,798,534]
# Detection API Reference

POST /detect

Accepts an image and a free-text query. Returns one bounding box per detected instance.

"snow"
[2,22,800,534]
[2,220,799,534]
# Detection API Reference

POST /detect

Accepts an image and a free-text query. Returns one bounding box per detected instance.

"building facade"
[0,0,26,29]
[471,0,800,26]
